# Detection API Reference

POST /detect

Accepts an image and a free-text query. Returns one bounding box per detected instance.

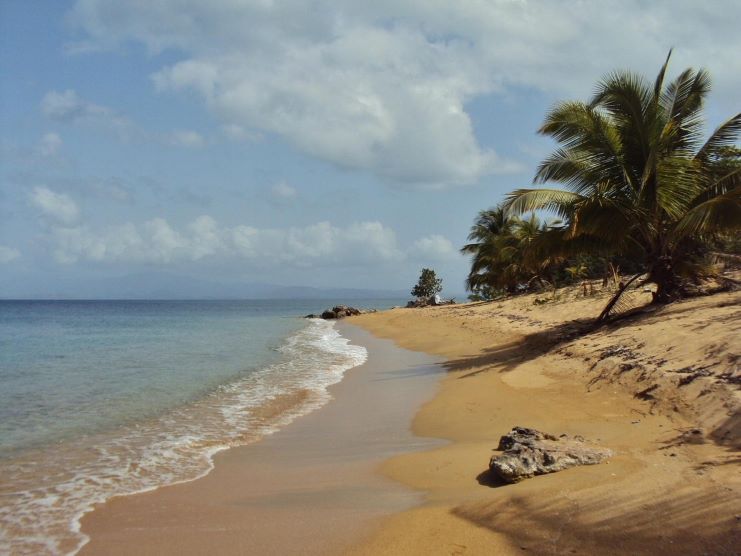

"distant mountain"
[0,271,409,300]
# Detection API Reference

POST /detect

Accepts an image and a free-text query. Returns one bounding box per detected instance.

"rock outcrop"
[307,305,373,320]
[489,426,612,483]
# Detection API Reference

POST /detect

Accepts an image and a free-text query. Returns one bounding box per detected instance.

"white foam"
[0,319,367,555]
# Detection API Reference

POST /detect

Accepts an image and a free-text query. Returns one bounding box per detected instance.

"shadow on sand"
[452,482,741,555]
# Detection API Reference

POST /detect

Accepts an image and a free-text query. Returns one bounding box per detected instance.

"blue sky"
[1,0,739,298]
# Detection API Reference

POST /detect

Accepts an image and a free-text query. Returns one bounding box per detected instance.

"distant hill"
[0,271,410,300]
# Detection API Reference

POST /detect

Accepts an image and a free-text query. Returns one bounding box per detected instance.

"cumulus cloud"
[41,89,130,134]
[30,186,80,225]
[40,90,205,148]
[67,0,741,186]
[0,246,21,263]
[411,234,458,261]
[29,189,456,267]
[30,185,405,266]
[47,217,405,266]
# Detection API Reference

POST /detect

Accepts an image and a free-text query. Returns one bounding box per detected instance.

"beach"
[349,288,740,554]
[78,324,443,555]
[75,288,740,555]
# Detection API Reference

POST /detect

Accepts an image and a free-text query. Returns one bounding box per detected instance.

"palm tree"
[461,206,560,296]
[504,51,741,317]
[461,207,514,297]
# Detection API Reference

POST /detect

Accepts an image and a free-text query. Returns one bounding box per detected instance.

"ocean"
[0,299,402,555]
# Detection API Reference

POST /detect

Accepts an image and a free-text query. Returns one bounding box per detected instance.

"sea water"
[0,299,401,555]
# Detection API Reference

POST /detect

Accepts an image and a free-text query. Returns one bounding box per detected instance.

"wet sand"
[79,324,444,555]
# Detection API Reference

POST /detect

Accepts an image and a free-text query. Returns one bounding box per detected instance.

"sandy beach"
[350,288,740,555]
[79,325,443,555]
[79,288,740,555]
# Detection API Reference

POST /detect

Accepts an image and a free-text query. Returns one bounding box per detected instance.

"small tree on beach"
[411,268,443,299]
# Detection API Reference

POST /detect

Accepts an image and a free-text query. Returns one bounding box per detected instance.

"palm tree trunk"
[648,255,680,304]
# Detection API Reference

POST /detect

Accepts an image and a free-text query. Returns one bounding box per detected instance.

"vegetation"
[411,268,443,299]
[464,52,740,318]
[461,207,562,299]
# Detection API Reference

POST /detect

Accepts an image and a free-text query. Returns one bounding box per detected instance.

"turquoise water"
[0,299,401,555]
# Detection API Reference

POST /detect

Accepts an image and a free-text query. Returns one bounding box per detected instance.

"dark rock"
[318,305,363,320]
[496,426,557,451]
[332,305,360,316]
[305,314,318,319]
[489,426,612,483]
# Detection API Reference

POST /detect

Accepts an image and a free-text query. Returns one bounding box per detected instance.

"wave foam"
[0,319,366,555]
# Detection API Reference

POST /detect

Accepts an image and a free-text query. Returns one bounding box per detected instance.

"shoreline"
[1,315,367,556]
[348,290,740,554]
[78,322,445,555]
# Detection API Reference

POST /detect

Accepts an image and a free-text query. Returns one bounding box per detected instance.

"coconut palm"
[461,207,560,296]
[504,51,741,317]
[461,207,514,296]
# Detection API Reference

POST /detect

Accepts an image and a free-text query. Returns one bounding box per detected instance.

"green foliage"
[461,206,564,295]
[411,268,443,299]
[467,283,505,302]
[502,51,741,310]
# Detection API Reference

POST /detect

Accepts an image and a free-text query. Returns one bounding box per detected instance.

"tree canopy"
[464,52,740,318]
[411,268,443,299]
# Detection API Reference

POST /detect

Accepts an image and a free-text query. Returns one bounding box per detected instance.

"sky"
[1,0,739,298]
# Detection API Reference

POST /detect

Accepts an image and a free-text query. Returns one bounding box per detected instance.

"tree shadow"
[445,318,596,378]
[452,485,741,555]
[710,412,741,450]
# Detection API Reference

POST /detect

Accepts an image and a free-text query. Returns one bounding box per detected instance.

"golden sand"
[349,289,740,555]
[80,288,740,554]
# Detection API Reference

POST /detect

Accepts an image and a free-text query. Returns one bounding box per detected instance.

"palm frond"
[695,113,741,162]
[653,49,673,101]
[503,188,582,218]
[655,156,703,220]
[673,185,741,239]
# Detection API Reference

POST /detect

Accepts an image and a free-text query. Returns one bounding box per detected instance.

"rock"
[317,305,363,320]
[304,314,318,319]
[489,426,612,483]
[332,305,360,316]
[496,426,557,450]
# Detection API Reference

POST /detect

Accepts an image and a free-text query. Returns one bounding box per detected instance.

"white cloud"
[220,123,261,142]
[40,90,207,149]
[28,189,458,267]
[67,0,741,186]
[40,90,130,134]
[39,132,62,157]
[167,129,206,148]
[0,246,21,263]
[30,186,80,225]
[271,181,297,200]
[39,207,405,267]
[411,234,457,261]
